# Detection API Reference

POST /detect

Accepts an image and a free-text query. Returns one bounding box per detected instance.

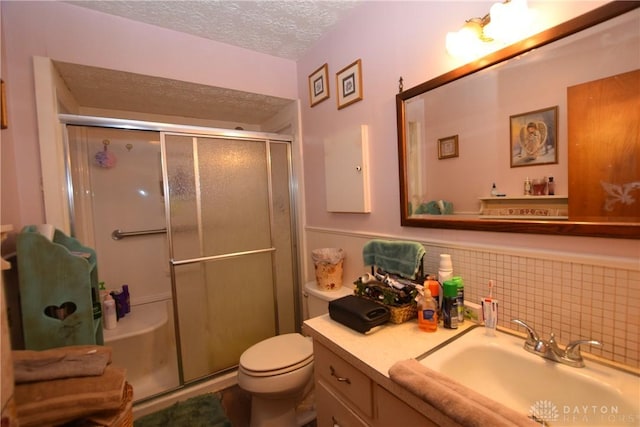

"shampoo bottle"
[122,284,131,314]
[416,287,438,332]
[103,294,117,330]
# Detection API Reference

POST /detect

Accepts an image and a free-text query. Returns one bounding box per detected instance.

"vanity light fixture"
[446,0,533,61]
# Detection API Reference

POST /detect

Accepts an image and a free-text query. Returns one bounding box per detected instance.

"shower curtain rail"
[111,228,167,240]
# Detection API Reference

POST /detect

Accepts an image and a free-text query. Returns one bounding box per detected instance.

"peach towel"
[14,365,126,427]
[13,345,112,383]
[388,359,535,427]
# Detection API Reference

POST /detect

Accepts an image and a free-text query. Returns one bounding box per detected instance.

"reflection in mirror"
[397,2,639,239]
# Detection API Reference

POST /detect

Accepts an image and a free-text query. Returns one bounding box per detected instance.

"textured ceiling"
[58,1,360,126]
[54,61,294,125]
[67,0,360,60]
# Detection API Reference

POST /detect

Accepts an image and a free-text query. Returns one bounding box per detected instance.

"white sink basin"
[419,326,640,426]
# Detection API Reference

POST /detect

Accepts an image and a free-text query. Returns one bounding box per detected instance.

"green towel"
[362,239,425,279]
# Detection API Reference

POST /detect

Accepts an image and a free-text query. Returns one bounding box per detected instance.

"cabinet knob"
[329,365,351,384]
[332,416,341,427]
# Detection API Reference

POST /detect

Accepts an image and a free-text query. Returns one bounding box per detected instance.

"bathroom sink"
[418,326,640,426]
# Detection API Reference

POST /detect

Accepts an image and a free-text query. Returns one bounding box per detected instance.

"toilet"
[237,281,352,427]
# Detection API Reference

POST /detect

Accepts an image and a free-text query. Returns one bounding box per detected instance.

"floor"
[219,385,317,427]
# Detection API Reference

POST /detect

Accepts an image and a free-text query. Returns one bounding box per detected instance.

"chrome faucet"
[511,319,602,368]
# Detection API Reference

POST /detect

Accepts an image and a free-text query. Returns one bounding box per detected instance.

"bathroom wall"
[297,1,639,370]
[2,0,638,371]
[306,228,639,369]
[0,0,297,235]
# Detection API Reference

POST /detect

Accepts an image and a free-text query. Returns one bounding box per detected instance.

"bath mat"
[134,393,231,427]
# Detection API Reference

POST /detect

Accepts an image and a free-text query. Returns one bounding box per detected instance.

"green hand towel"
[362,239,425,279]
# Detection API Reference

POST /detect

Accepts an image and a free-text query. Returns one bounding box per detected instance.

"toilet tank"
[303,281,353,319]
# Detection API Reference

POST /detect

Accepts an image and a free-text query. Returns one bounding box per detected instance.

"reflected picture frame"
[437,135,459,159]
[336,59,363,110]
[308,63,330,107]
[510,106,558,168]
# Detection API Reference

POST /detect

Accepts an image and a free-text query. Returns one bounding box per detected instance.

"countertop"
[303,314,473,378]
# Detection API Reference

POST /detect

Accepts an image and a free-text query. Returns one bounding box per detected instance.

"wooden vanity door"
[567,69,640,222]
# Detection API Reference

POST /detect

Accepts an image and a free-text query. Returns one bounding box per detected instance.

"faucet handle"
[564,339,603,361]
[511,319,540,345]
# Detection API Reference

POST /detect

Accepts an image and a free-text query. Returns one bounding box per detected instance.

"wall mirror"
[397,2,639,239]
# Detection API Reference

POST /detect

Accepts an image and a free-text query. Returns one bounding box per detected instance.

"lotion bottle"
[103,294,117,330]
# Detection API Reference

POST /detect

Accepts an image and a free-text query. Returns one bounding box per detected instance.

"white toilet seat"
[240,333,313,377]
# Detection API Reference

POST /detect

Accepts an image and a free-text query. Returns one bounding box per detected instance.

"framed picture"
[336,59,363,109]
[308,63,329,107]
[438,135,459,159]
[510,106,558,167]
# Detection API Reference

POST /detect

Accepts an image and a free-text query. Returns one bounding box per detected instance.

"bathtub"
[103,299,180,402]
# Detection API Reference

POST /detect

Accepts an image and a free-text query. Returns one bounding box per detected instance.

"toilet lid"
[240,333,313,373]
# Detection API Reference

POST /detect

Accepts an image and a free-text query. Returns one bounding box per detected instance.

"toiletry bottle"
[438,254,453,286]
[122,284,131,313]
[416,287,438,332]
[442,280,458,329]
[481,280,498,336]
[425,276,441,321]
[103,294,117,330]
[110,290,125,320]
[490,183,498,196]
[453,276,464,323]
[547,176,555,195]
[524,177,532,195]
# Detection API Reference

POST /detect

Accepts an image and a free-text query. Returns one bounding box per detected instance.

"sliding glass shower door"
[163,133,295,383]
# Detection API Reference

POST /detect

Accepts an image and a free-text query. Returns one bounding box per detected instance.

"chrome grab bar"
[111,228,167,240]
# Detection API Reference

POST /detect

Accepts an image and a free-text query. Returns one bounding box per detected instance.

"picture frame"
[437,135,459,159]
[336,59,363,110]
[510,106,558,167]
[308,63,329,107]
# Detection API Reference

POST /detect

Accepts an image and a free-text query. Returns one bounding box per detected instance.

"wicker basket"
[353,280,418,324]
[387,302,418,324]
[356,294,417,324]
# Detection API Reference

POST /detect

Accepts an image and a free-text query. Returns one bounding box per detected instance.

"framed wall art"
[308,63,330,107]
[336,59,363,110]
[437,135,459,159]
[510,106,558,167]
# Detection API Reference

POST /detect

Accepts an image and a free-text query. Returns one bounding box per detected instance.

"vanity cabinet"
[16,226,103,350]
[313,340,442,427]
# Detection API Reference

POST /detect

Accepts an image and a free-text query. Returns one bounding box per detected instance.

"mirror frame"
[396,1,640,239]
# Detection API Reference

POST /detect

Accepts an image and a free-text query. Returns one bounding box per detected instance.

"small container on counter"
[442,280,458,329]
[416,287,438,332]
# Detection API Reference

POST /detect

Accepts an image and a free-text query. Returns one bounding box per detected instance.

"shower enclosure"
[65,120,298,401]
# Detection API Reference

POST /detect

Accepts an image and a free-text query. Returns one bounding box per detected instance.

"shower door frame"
[59,114,302,394]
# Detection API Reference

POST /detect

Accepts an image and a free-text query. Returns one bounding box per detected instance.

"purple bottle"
[122,284,131,314]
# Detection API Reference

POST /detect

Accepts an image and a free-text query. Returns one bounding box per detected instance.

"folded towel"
[362,239,425,279]
[389,359,535,427]
[13,345,111,383]
[14,365,126,427]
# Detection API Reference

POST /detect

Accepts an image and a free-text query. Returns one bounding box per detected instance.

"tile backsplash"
[422,245,639,369]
